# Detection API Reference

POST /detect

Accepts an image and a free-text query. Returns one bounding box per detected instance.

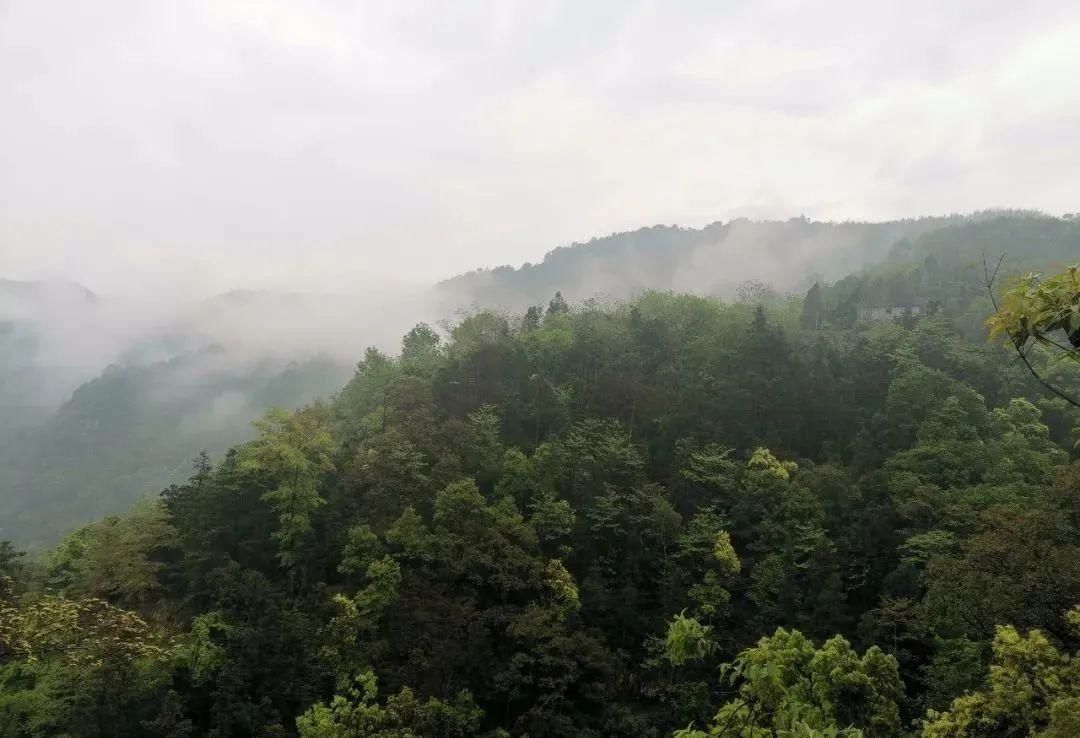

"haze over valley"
[3,3,1080,737]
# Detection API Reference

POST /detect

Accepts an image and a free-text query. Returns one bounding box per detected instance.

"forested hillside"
[0,285,405,548]
[7,0,1080,732]
[5,214,1076,551]
[437,211,1073,311]
[3,250,1079,734]
[0,279,102,437]
[0,352,349,547]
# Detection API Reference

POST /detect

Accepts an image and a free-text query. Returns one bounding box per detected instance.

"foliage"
[296,672,486,738]
[45,500,177,609]
[987,263,1080,413]
[922,620,1080,737]
[5,235,1080,735]
[0,354,348,550]
[679,628,903,738]
[0,593,172,736]
[238,405,335,569]
[987,265,1080,355]
[665,612,716,666]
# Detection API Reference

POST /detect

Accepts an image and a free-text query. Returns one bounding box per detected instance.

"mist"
[435,213,987,315]
[4,1,1080,393]
[4,5,1080,731]
[4,1,1080,299]
[0,277,452,420]
[4,1,1080,544]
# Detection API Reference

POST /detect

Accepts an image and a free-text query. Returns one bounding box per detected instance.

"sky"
[2,0,1079,298]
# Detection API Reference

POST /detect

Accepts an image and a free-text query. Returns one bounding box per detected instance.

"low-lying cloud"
[3,1,1080,298]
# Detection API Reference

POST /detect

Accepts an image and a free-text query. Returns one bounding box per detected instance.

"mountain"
[0,347,351,548]
[0,279,102,426]
[0,285,375,548]
[437,211,1079,314]
[3,211,1077,548]
[4,255,1078,736]
[0,278,97,306]
[437,214,971,311]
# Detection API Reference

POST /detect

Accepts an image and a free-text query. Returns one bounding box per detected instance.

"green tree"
[922,506,1080,640]
[0,594,172,736]
[239,405,335,571]
[296,671,486,738]
[801,282,826,330]
[987,262,1080,409]
[547,291,569,317]
[45,500,176,611]
[677,627,903,738]
[400,323,444,378]
[0,544,25,601]
[922,616,1080,737]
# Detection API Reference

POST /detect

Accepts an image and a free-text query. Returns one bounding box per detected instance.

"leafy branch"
[983,254,1080,409]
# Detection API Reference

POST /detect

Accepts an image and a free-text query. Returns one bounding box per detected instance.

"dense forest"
[5,214,1078,549]
[2,214,1080,736]
[8,0,1080,732]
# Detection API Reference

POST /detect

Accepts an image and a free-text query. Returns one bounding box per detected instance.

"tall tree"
[239,405,335,573]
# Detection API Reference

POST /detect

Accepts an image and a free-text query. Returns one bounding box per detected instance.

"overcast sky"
[2,0,1079,297]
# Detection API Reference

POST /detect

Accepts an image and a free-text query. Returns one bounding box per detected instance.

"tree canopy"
[3,230,1080,735]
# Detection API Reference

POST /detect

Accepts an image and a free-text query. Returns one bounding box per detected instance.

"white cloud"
[1,0,1078,296]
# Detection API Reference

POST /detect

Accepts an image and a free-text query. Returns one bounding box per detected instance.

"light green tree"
[296,671,486,738]
[239,405,334,570]
[922,610,1080,737]
[0,593,172,736]
[674,627,903,738]
[987,262,1080,411]
[45,500,176,611]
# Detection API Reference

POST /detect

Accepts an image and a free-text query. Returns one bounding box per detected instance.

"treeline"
[2,284,1080,736]
[437,212,1079,314]
[5,213,1077,552]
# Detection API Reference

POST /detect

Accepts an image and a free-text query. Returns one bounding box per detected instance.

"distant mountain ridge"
[0,278,97,306]
[437,210,1067,312]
